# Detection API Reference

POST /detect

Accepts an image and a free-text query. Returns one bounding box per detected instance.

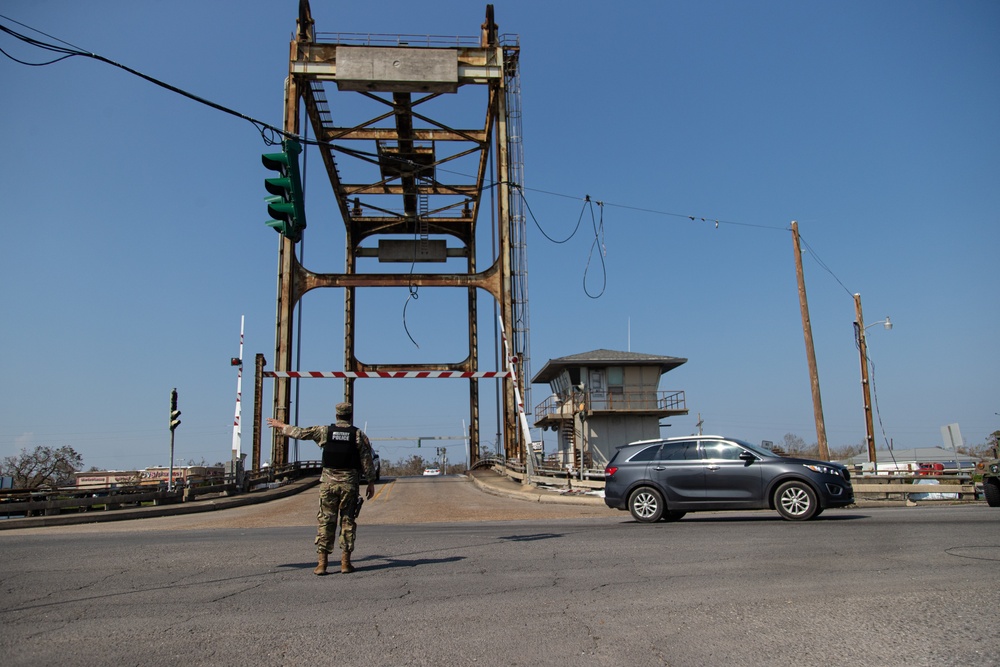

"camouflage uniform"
[280,414,375,556]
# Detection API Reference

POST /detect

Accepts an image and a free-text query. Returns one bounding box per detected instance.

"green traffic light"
[261,139,307,243]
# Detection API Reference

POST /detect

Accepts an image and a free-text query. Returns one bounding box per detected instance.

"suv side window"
[701,440,745,460]
[627,443,663,462]
[659,440,700,460]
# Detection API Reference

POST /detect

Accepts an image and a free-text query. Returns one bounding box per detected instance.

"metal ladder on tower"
[505,44,532,428]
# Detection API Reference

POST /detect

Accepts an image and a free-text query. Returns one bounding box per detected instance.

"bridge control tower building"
[267,3,530,469]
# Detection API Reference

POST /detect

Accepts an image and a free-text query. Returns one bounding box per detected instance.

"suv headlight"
[804,463,841,477]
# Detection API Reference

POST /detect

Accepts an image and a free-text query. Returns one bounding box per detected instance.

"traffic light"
[169,388,182,432]
[262,139,306,243]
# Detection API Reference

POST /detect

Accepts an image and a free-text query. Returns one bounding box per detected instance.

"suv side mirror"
[739,451,756,465]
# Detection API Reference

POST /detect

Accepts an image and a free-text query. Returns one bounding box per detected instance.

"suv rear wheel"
[774,480,819,521]
[628,487,664,522]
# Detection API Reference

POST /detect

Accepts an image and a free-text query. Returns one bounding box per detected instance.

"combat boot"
[340,550,355,574]
[314,551,328,576]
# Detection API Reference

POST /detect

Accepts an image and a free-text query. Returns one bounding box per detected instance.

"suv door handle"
[705,465,720,471]
[652,466,666,471]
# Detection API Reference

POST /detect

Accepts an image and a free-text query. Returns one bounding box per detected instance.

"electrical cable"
[402,222,421,349]
[515,185,581,244]
[402,289,420,349]
[798,235,854,298]
[582,197,607,299]
[855,325,899,469]
[0,18,284,144]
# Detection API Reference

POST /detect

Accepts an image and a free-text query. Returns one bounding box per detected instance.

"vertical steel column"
[493,52,517,461]
[271,18,309,468]
[253,353,265,472]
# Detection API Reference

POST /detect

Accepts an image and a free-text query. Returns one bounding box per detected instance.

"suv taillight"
[605,466,618,478]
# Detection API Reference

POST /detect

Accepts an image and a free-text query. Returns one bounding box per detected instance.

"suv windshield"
[731,439,780,457]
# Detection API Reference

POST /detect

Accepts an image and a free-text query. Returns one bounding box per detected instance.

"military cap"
[335,402,353,417]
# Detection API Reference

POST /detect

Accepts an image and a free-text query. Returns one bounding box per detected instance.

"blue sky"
[1,1,997,471]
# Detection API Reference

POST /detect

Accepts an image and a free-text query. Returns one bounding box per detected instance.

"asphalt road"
[2,475,998,667]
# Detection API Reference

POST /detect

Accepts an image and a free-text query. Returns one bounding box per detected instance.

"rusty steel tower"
[268,2,529,468]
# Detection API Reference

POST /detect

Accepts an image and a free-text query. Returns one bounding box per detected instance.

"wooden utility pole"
[854,293,878,469]
[790,221,830,460]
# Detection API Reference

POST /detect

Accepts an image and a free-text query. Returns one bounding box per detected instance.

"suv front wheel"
[628,487,664,522]
[774,480,819,521]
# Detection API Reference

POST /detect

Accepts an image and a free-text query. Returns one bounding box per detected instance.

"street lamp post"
[853,293,891,471]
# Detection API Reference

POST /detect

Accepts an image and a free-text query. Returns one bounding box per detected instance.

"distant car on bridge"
[423,467,441,476]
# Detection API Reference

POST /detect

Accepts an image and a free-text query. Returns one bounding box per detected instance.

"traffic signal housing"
[169,388,182,432]
[262,140,307,243]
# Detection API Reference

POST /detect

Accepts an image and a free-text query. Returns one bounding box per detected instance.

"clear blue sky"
[1,1,997,471]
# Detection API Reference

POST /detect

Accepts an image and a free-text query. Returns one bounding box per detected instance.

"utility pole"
[252,354,266,473]
[854,293,878,469]
[790,221,830,460]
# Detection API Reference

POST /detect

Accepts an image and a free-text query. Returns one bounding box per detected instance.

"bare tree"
[782,433,807,456]
[1,445,84,489]
[829,442,865,461]
[958,431,1000,459]
[384,454,432,477]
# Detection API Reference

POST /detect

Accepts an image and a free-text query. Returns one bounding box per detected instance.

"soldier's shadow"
[280,555,465,572]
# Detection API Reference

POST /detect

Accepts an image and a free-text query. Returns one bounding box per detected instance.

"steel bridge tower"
[268,3,530,468]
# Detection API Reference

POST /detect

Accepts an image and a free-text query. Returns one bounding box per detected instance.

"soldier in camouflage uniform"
[266,402,376,575]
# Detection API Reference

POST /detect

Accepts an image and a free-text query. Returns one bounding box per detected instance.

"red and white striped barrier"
[263,370,511,379]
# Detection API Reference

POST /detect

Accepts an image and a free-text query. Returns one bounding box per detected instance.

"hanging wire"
[854,325,899,468]
[402,287,420,349]
[798,234,854,297]
[0,17,284,145]
[515,185,581,244]
[401,203,424,348]
[866,343,893,451]
[582,197,607,299]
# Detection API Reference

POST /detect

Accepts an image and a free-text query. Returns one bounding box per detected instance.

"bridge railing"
[0,461,323,519]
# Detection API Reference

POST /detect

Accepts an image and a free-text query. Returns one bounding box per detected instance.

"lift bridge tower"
[268,3,530,468]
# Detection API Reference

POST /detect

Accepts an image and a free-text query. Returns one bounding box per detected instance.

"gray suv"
[604,436,854,522]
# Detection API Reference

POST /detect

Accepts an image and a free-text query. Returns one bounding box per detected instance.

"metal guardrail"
[495,461,606,490]
[850,474,980,500]
[314,31,520,49]
[0,461,324,519]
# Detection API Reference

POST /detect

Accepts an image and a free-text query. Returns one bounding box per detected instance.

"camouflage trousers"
[315,469,360,555]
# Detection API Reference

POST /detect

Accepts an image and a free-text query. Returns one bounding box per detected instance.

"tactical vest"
[322,424,361,470]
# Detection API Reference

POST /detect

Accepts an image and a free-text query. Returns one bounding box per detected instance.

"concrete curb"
[0,476,320,530]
